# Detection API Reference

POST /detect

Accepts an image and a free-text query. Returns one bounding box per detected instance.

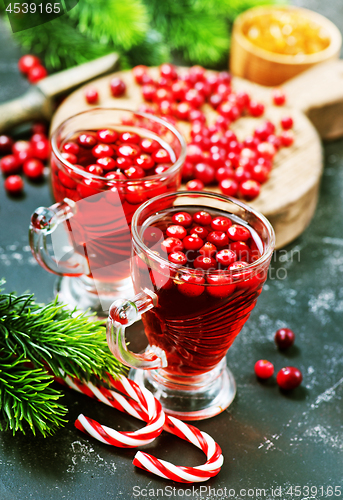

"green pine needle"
[0,280,127,437]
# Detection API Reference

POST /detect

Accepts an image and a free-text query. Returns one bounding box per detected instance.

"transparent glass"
[29,108,186,315]
[106,191,275,420]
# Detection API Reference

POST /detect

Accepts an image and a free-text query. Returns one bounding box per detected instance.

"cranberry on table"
[248,100,265,117]
[239,179,261,200]
[18,54,41,74]
[272,88,286,106]
[110,77,126,97]
[84,87,99,104]
[0,135,13,154]
[280,131,294,147]
[23,158,44,180]
[254,360,274,379]
[28,65,48,83]
[281,116,294,130]
[133,65,148,84]
[4,175,24,195]
[275,328,295,349]
[186,179,204,191]
[194,163,215,185]
[160,63,178,80]
[276,367,302,390]
[219,178,238,197]
[0,155,20,175]
[172,212,193,228]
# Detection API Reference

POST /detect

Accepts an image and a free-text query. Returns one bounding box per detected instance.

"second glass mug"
[29,108,186,314]
[107,191,275,420]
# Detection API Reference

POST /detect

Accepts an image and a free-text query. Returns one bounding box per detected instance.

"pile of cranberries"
[121,63,295,201]
[154,210,261,298]
[0,124,49,196]
[254,327,303,391]
[18,54,48,84]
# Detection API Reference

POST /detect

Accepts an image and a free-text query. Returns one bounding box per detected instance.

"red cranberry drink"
[107,191,275,420]
[29,109,186,314]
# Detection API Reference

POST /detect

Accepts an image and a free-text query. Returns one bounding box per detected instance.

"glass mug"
[106,191,275,420]
[29,108,186,315]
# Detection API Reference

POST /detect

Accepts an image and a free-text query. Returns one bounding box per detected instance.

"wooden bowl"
[230,6,342,87]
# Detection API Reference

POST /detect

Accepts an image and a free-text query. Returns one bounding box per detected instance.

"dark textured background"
[0,3,342,499]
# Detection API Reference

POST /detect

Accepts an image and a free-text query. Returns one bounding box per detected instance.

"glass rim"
[131,190,276,278]
[51,107,187,184]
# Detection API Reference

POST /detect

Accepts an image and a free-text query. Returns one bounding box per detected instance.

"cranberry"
[117,143,141,158]
[244,136,260,150]
[96,157,116,171]
[206,274,236,298]
[254,360,274,379]
[124,165,145,179]
[58,170,77,189]
[199,241,217,257]
[215,166,234,183]
[275,328,295,349]
[134,153,153,170]
[194,163,215,185]
[177,274,205,297]
[251,164,269,184]
[154,164,170,175]
[182,161,194,181]
[281,116,293,130]
[86,164,104,176]
[188,109,206,123]
[228,224,250,242]
[186,179,204,191]
[115,156,133,169]
[211,216,232,232]
[133,65,148,84]
[219,178,238,197]
[193,211,212,226]
[189,65,206,81]
[174,101,193,121]
[230,241,250,261]
[0,155,20,175]
[183,235,203,251]
[4,175,24,195]
[280,131,294,147]
[18,54,41,74]
[168,251,187,266]
[0,135,13,154]
[78,133,97,148]
[172,212,193,227]
[194,255,217,271]
[77,178,103,198]
[236,91,250,109]
[186,144,204,164]
[152,148,171,163]
[272,88,286,106]
[161,237,184,254]
[166,225,187,240]
[216,248,237,266]
[97,129,118,144]
[61,152,77,164]
[190,226,208,239]
[144,180,167,198]
[184,88,204,108]
[125,185,147,204]
[28,65,47,83]
[92,143,115,158]
[142,84,157,101]
[105,171,126,181]
[23,158,44,180]
[32,122,47,135]
[276,367,302,390]
[208,231,229,248]
[248,101,265,117]
[120,132,140,144]
[239,179,261,200]
[257,141,276,160]
[84,87,99,104]
[140,138,160,154]
[160,63,178,80]
[110,78,126,97]
[62,142,80,155]
[12,140,31,156]
[171,80,188,101]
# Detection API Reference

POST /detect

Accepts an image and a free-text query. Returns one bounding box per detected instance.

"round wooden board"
[51,67,323,249]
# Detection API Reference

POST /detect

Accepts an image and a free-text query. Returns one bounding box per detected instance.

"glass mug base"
[129,357,236,421]
[54,275,134,317]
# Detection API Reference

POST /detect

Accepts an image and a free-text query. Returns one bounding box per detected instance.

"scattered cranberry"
[280,131,294,147]
[32,122,47,135]
[239,180,261,200]
[272,88,286,106]
[110,78,126,97]
[254,360,274,379]
[0,155,20,175]
[4,175,24,195]
[84,87,99,104]
[281,116,293,130]
[276,366,302,390]
[219,178,238,197]
[23,158,44,180]
[186,179,204,191]
[0,135,13,154]
[248,101,265,117]
[18,54,41,74]
[275,328,295,349]
[31,139,50,160]
[28,65,48,83]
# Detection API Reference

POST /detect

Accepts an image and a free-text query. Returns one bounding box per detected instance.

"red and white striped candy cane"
[61,374,165,448]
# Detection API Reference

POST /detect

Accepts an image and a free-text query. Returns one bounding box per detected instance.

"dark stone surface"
[0,5,342,500]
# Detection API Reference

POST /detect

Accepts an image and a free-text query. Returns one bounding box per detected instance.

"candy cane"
[59,374,224,482]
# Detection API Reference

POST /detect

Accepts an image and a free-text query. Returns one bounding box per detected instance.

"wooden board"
[51,67,323,249]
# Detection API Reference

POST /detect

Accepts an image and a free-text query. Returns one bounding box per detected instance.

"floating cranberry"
[125,185,147,204]
[140,138,160,154]
[77,178,103,198]
[216,248,237,266]
[166,225,187,240]
[124,165,145,179]
[110,77,126,97]
[254,360,274,379]
[105,171,126,181]
[97,129,119,144]
[183,235,203,251]
[18,54,41,74]
[84,87,99,104]
[115,156,132,169]
[228,224,250,242]
[92,143,115,159]
[177,274,205,297]
[23,158,44,180]
[61,152,77,164]
[58,170,77,189]
[86,164,104,176]
[281,116,293,130]
[276,367,302,390]
[154,164,170,175]
[62,142,80,155]
[280,131,294,147]
[193,210,212,226]
[168,251,187,266]
[0,155,20,175]
[194,255,217,271]
[208,231,229,248]
[117,143,141,158]
[190,226,208,239]
[272,88,286,106]
[120,132,140,144]
[275,328,295,349]
[211,216,232,232]
[161,237,183,254]
[78,133,97,148]
[152,148,171,163]
[96,157,116,171]
[4,175,24,195]
[0,135,13,154]
[134,153,154,170]
[144,181,167,198]
[219,178,238,197]
[206,274,236,298]
[28,65,48,83]
[172,212,193,228]
[230,241,250,261]
[199,241,217,257]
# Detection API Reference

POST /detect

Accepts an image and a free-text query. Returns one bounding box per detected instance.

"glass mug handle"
[29,198,89,276]
[106,289,167,370]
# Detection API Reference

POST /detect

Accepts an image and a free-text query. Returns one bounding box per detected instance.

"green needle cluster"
[0,280,126,437]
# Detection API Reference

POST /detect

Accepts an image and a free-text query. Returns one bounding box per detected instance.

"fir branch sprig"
[0,281,127,436]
